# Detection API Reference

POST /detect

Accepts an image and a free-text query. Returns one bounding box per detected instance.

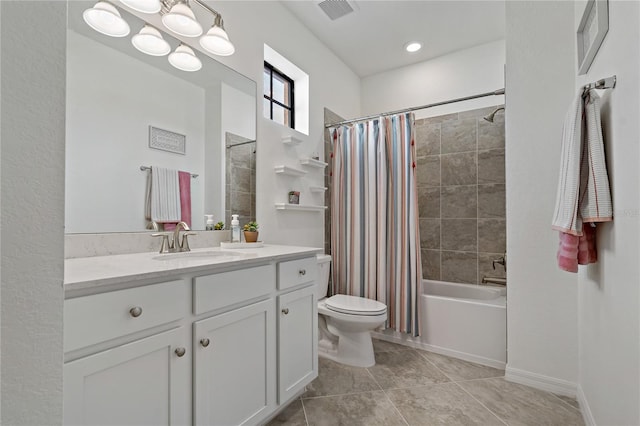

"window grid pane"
[264,61,294,129]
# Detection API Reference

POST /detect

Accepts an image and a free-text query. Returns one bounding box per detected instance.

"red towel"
[163,171,192,231]
[557,224,597,273]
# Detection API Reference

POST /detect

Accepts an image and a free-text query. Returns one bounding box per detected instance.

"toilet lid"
[325,295,387,316]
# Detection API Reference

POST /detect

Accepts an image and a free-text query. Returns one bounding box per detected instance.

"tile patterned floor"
[267,340,584,426]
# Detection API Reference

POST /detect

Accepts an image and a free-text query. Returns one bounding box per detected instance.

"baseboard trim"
[576,385,596,426]
[504,365,577,397]
[371,331,506,370]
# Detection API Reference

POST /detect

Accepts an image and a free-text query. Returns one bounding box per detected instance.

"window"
[263,61,294,128]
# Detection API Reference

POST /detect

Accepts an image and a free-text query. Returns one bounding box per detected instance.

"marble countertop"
[64,245,322,294]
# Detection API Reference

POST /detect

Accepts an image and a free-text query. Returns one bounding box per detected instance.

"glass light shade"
[83,2,130,37]
[132,26,171,56]
[200,25,235,56]
[168,44,202,72]
[161,3,203,37]
[120,0,161,14]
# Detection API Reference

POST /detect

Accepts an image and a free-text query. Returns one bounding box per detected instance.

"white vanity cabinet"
[193,299,276,425]
[64,327,190,426]
[63,247,320,426]
[63,280,191,425]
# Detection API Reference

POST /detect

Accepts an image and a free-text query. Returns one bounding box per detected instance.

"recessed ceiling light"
[405,42,422,53]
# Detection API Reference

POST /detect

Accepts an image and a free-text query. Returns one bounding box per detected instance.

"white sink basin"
[152,250,242,261]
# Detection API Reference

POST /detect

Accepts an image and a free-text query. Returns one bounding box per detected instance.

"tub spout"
[482,276,507,286]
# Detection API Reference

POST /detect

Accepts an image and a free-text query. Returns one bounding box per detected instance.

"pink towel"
[557,224,597,273]
[163,171,192,231]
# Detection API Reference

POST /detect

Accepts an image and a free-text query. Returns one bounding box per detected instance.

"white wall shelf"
[274,165,307,177]
[300,158,328,169]
[309,186,328,193]
[282,136,303,146]
[274,203,327,212]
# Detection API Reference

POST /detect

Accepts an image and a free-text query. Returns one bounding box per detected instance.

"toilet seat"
[325,295,387,316]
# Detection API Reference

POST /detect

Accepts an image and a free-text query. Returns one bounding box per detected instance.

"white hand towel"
[552,91,584,235]
[150,166,181,223]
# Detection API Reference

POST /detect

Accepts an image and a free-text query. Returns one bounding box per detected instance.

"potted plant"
[214,221,224,230]
[243,221,259,243]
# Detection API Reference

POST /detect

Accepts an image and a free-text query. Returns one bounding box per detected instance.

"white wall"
[574,1,640,424]
[1,2,66,423]
[66,32,205,233]
[361,40,505,119]
[504,1,579,393]
[203,1,361,248]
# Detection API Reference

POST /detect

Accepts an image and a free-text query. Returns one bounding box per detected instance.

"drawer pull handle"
[129,306,143,318]
[200,338,210,348]
[282,308,289,315]
[175,347,186,357]
[299,269,306,276]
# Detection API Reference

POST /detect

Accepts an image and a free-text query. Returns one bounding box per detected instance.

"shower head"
[483,106,505,123]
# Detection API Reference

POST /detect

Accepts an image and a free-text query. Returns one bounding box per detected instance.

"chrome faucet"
[172,221,195,252]
[151,222,196,254]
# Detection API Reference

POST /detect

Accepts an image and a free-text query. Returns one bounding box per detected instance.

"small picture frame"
[288,191,300,205]
[577,0,609,75]
[149,126,186,155]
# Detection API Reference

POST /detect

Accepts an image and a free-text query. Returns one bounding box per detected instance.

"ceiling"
[280,0,506,77]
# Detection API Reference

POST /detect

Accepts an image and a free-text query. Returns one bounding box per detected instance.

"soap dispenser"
[205,215,214,231]
[231,214,240,242]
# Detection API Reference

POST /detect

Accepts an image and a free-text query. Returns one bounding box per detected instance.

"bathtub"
[373,280,507,369]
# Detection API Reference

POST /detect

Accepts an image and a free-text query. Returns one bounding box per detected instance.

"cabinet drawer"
[277,257,317,290]
[193,264,275,315]
[64,280,187,353]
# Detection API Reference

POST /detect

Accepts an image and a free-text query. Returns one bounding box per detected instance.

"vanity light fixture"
[83,1,130,37]
[168,43,202,72]
[120,0,162,14]
[161,1,203,37]
[199,14,235,56]
[132,25,171,56]
[404,41,422,53]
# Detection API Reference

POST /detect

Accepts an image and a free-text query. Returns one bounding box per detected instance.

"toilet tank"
[316,254,332,300]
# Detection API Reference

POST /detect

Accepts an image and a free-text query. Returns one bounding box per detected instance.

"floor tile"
[458,378,585,426]
[418,350,504,382]
[373,339,413,353]
[266,399,306,426]
[368,349,450,389]
[387,382,504,426]
[303,391,405,426]
[304,358,380,398]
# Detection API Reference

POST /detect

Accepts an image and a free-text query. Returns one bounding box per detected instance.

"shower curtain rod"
[325,88,505,128]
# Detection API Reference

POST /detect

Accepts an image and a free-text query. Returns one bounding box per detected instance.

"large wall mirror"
[65,1,256,233]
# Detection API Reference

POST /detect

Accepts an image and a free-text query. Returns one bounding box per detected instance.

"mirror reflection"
[65,1,256,233]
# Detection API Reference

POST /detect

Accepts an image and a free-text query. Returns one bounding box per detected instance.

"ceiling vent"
[317,0,356,21]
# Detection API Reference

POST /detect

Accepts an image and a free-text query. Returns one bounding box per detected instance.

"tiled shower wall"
[225,132,256,227]
[417,106,506,284]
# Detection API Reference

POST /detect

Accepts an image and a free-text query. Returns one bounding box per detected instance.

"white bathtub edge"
[371,331,507,370]
[577,385,596,426]
[504,365,578,397]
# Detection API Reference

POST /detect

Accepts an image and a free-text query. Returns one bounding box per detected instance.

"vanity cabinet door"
[193,299,276,426]
[277,285,318,403]
[63,327,190,426]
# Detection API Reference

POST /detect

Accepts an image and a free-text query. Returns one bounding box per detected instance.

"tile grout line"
[453,380,509,426]
[548,392,584,415]
[299,398,310,426]
[379,386,411,426]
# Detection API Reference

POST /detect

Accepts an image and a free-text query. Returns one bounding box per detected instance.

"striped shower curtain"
[330,112,422,336]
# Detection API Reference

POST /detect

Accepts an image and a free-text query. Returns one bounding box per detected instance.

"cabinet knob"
[174,347,186,357]
[200,338,210,348]
[129,306,143,318]
[299,269,306,276]
[282,308,289,315]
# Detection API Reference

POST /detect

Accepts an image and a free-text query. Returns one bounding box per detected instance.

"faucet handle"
[151,233,172,253]
[492,255,506,271]
[181,232,197,252]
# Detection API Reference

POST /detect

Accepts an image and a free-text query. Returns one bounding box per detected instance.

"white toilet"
[316,254,387,368]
